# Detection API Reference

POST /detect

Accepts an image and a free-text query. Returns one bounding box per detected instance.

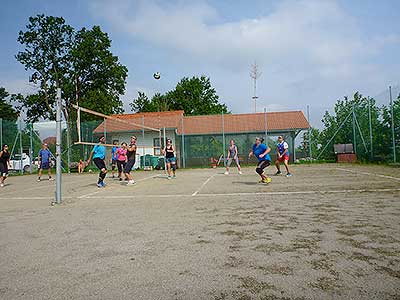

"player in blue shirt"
[110,140,119,178]
[87,135,107,188]
[37,143,54,182]
[248,137,272,184]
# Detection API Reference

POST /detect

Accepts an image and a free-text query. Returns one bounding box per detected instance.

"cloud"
[89,0,399,126]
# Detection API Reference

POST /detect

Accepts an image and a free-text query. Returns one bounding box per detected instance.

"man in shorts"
[275,136,292,177]
[0,144,11,187]
[87,135,107,188]
[37,143,53,182]
[124,136,137,185]
[248,137,272,184]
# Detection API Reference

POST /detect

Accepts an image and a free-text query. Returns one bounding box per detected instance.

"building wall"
[106,129,178,168]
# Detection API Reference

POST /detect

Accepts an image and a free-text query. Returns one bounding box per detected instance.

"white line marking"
[336,168,400,181]
[77,174,161,199]
[81,187,400,199]
[192,174,218,196]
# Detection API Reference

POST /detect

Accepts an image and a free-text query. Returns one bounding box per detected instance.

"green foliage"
[15,15,127,122]
[308,92,400,161]
[0,87,19,121]
[130,76,229,115]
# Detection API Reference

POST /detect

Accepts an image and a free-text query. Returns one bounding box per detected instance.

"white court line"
[192,174,218,196]
[337,168,400,181]
[77,174,161,199]
[81,187,400,199]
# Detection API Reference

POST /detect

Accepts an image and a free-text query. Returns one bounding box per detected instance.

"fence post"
[264,107,268,140]
[222,111,226,166]
[181,115,185,168]
[67,121,71,173]
[389,86,397,163]
[55,88,62,204]
[367,97,373,159]
[307,105,312,159]
[19,116,23,174]
[352,102,357,154]
[0,118,2,148]
[142,116,145,167]
[29,123,33,174]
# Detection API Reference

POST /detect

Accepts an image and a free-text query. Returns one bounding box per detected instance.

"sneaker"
[274,171,282,176]
[37,178,41,182]
[0,183,4,187]
[101,181,106,187]
[262,177,272,184]
[48,177,54,181]
[238,171,242,175]
[127,180,135,185]
[286,173,293,177]
[224,171,229,175]
[97,183,103,188]
[172,175,177,179]
[167,176,171,180]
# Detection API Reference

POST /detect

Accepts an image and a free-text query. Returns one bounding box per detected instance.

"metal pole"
[29,123,33,174]
[264,107,268,140]
[368,97,373,159]
[181,115,185,168]
[142,116,145,167]
[103,119,107,142]
[163,127,167,173]
[55,88,62,204]
[352,102,357,154]
[389,86,397,163]
[67,122,71,173]
[307,105,312,159]
[0,118,2,148]
[222,111,226,166]
[19,116,23,174]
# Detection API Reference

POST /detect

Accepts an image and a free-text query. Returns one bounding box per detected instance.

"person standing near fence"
[225,139,242,175]
[0,144,11,187]
[111,141,119,178]
[37,143,54,182]
[124,136,137,185]
[163,139,177,179]
[275,136,292,177]
[248,137,272,184]
[117,142,128,181]
[87,135,107,188]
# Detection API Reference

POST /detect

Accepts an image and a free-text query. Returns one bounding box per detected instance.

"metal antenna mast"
[250,62,261,113]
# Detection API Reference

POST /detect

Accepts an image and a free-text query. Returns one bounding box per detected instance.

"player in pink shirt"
[117,142,128,181]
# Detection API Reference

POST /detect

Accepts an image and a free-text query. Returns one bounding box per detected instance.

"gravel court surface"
[0,164,399,300]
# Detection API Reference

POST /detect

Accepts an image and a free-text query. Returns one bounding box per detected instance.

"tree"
[130,76,229,115]
[0,87,19,120]
[16,15,74,121]
[381,94,400,159]
[15,15,127,122]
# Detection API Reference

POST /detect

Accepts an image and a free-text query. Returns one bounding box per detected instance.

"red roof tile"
[93,110,309,135]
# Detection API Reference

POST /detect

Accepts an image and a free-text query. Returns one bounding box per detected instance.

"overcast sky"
[1,0,399,128]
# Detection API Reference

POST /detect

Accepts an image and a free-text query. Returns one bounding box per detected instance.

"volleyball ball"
[153,72,161,80]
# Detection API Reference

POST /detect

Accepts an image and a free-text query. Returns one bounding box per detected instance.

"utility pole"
[352,102,357,154]
[389,86,397,163]
[250,62,261,113]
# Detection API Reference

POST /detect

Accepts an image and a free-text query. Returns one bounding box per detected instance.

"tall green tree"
[130,76,229,115]
[16,15,74,121]
[15,15,127,122]
[0,87,19,120]
[381,94,400,159]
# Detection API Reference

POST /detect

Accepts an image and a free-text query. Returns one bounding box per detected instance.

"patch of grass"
[349,252,376,263]
[238,276,276,294]
[291,237,320,251]
[336,229,363,237]
[256,264,293,276]
[338,237,373,250]
[376,266,400,279]
[310,256,338,276]
[220,230,257,241]
[373,247,400,257]
[308,276,341,291]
